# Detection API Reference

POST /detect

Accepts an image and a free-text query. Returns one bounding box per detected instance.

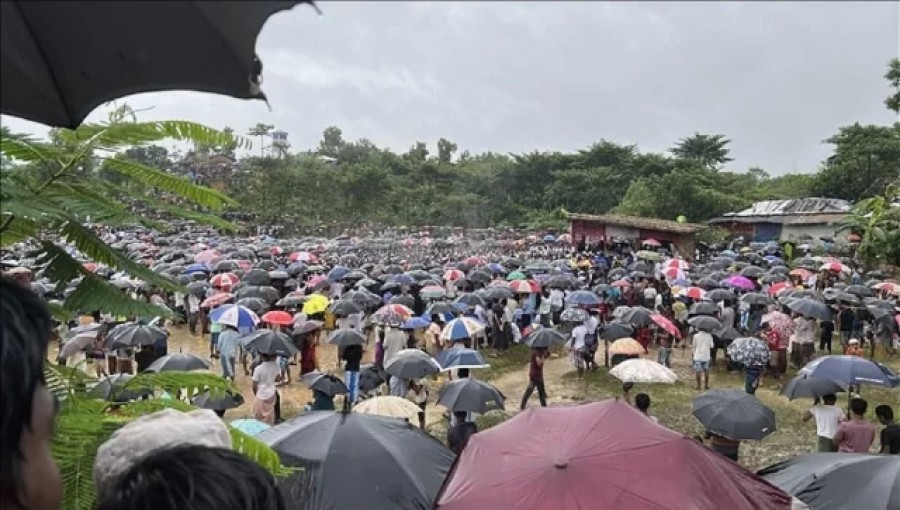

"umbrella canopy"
[565,290,601,306]
[608,338,645,356]
[192,389,245,410]
[759,453,899,510]
[0,1,300,129]
[87,374,152,402]
[609,359,677,384]
[440,317,485,341]
[230,418,271,437]
[436,400,792,510]
[301,294,329,315]
[436,378,505,414]
[105,322,167,349]
[242,330,297,356]
[300,372,348,397]
[787,298,832,321]
[436,348,488,371]
[524,327,567,348]
[326,329,366,348]
[384,349,442,379]
[692,389,776,440]
[145,352,210,372]
[209,304,260,329]
[599,322,635,341]
[259,412,454,510]
[649,313,681,339]
[621,306,654,327]
[727,337,771,366]
[261,310,294,326]
[779,374,846,401]
[688,315,724,333]
[559,308,589,323]
[329,299,363,316]
[799,355,899,388]
[352,396,420,420]
[723,275,756,290]
[358,364,386,392]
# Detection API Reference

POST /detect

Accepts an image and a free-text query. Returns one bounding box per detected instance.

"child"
[845,338,864,357]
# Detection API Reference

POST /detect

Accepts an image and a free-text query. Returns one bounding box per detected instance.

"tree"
[836,184,900,268]
[317,126,344,160]
[812,123,900,201]
[885,58,900,114]
[670,133,733,168]
[1,106,240,318]
[436,137,457,164]
[247,123,274,157]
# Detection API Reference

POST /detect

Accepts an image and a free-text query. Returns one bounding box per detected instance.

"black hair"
[875,404,894,421]
[822,394,837,404]
[94,445,285,510]
[0,278,53,507]
[849,397,868,416]
[453,411,468,421]
[634,393,651,412]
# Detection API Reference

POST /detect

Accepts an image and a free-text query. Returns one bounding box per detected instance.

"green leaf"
[229,426,297,477]
[63,275,174,319]
[100,157,236,210]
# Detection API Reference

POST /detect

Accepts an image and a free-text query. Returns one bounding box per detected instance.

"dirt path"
[489,354,579,412]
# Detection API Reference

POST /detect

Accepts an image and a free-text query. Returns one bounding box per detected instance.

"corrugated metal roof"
[567,213,705,234]
[709,213,847,226]
[720,198,851,218]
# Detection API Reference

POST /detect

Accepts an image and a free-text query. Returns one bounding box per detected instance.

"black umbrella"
[105,322,167,349]
[787,298,832,321]
[384,349,442,379]
[621,306,654,327]
[145,352,210,372]
[326,329,365,348]
[329,299,363,316]
[779,374,846,400]
[243,268,271,286]
[524,327,567,348]
[688,301,719,316]
[300,372,348,397]
[426,302,457,315]
[758,453,899,510]
[358,364,386,392]
[388,294,415,308]
[242,330,297,356]
[235,296,268,313]
[692,389,776,440]
[688,315,723,333]
[259,412,454,510]
[437,378,505,414]
[186,281,210,297]
[843,284,874,298]
[192,390,245,410]
[599,322,635,341]
[88,374,152,402]
[740,292,773,306]
[706,288,737,302]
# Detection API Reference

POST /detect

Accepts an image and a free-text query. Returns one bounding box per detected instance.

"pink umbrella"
[443,269,464,281]
[210,272,240,289]
[650,313,681,339]
[307,275,328,287]
[641,238,662,247]
[663,259,690,270]
[201,292,233,308]
[680,286,706,300]
[661,267,686,280]
[194,249,220,263]
[723,275,755,290]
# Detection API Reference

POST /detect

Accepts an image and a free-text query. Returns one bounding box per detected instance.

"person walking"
[691,328,714,390]
[875,404,900,454]
[341,342,363,406]
[802,394,844,452]
[520,346,548,410]
[251,353,282,425]
[833,398,876,453]
[217,325,241,381]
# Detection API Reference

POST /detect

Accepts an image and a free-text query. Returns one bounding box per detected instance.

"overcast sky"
[2,2,898,174]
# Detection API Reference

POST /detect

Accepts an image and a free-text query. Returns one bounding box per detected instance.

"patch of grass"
[480,344,532,380]
[559,359,900,472]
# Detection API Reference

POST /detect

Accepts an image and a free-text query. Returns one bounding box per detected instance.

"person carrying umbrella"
[251,353,282,425]
[801,393,843,452]
[447,411,478,455]
[691,327,714,390]
[217,324,241,381]
[520,346,549,410]
[341,341,363,406]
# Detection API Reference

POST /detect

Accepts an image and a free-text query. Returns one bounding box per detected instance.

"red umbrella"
[194,249,220,263]
[642,238,662,247]
[679,286,706,300]
[261,310,294,326]
[650,313,681,339]
[436,400,791,510]
[610,279,631,288]
[443,269,464,281]
[465,256,486,267]
[201,292,233,308]
[210,272,240,289]
[767,282,792,296]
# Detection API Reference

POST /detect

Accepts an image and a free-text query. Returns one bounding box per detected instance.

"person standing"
[838,305,854,350]
[427,316,444,358]
[802,394,844,452]
[186,293,201,336]
[568,320,589,376]
[251,353,282,425]
[447,411,477,455]
[341,343,363,406]
[875,404,900,454]
[691,328,714,390]
[520,347,548,410]
[217,325,241,381]
[833,398,876,453]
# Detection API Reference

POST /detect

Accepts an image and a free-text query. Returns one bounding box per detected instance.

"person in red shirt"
[520,347,548,410]
[762,323,787,379]
[833,397,876,453]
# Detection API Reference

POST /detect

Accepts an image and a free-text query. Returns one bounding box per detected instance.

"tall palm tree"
[1,105,242,318]
[670,133,733,168]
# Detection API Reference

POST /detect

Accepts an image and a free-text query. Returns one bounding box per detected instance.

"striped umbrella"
[664,259,690,270]
[209,304,260,329]
[508,280,536,294]
[211,272,240,289]
[661,267,686,280]
[679,286,706,300]
[443,269,465,281]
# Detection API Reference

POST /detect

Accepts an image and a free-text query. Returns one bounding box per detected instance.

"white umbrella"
[353,396,421,419]
[609,358,678,384]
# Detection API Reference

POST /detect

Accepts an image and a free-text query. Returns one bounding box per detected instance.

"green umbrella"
[636,250,662,261]
[505,271,526,281]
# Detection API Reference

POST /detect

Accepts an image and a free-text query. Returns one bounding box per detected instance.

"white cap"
[93,409,232,496]
[849,338,860,345]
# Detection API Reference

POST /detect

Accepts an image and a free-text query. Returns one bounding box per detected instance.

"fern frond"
[0,134,61,164]
[63,274,174,318]
[41,181,146,226]
[229,427,296,476]
[74,120,247,151]
[100,157,236,210]
[56,221,180,291]
[124,371,236,398]
[141,195,238,231]
[0,214,39,247]
[45,364,99,399]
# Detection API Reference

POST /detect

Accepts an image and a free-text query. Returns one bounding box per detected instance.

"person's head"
[94,445,285,510]
[453,411,468,423]
[875,404,894,424]
[849,397,868,417]
[431,314,443,325]
[822,394,837,405]
[634,393,651,413]
[260,353,276,362]
[0,278,60,510]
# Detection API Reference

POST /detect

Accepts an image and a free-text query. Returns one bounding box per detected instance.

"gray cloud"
[2,1,897,173]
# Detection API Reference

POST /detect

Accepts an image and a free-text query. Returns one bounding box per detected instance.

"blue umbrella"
[487,263,506,274]
[183,262,211,274]
[437,348,488,370]
[230,418,271,436]
[800,355,900,388]
[441,317,485,342]
[209,304,259,329]
[542,234,555,243]
[401,317,431,330]
[327,266,352,280]
[388,274,415,286]
[565,290,601,307]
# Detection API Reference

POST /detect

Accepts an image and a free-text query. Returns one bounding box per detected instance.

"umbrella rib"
[12,2,73,124]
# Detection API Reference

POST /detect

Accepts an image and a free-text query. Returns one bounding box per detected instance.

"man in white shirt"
[569,322,589,376]
[691,329,714,390]
[802,393,845,452]
[187,293,201,336]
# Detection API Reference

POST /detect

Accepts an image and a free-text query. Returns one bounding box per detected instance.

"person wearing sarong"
[299,331,318,375]
[252,353,282,425]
